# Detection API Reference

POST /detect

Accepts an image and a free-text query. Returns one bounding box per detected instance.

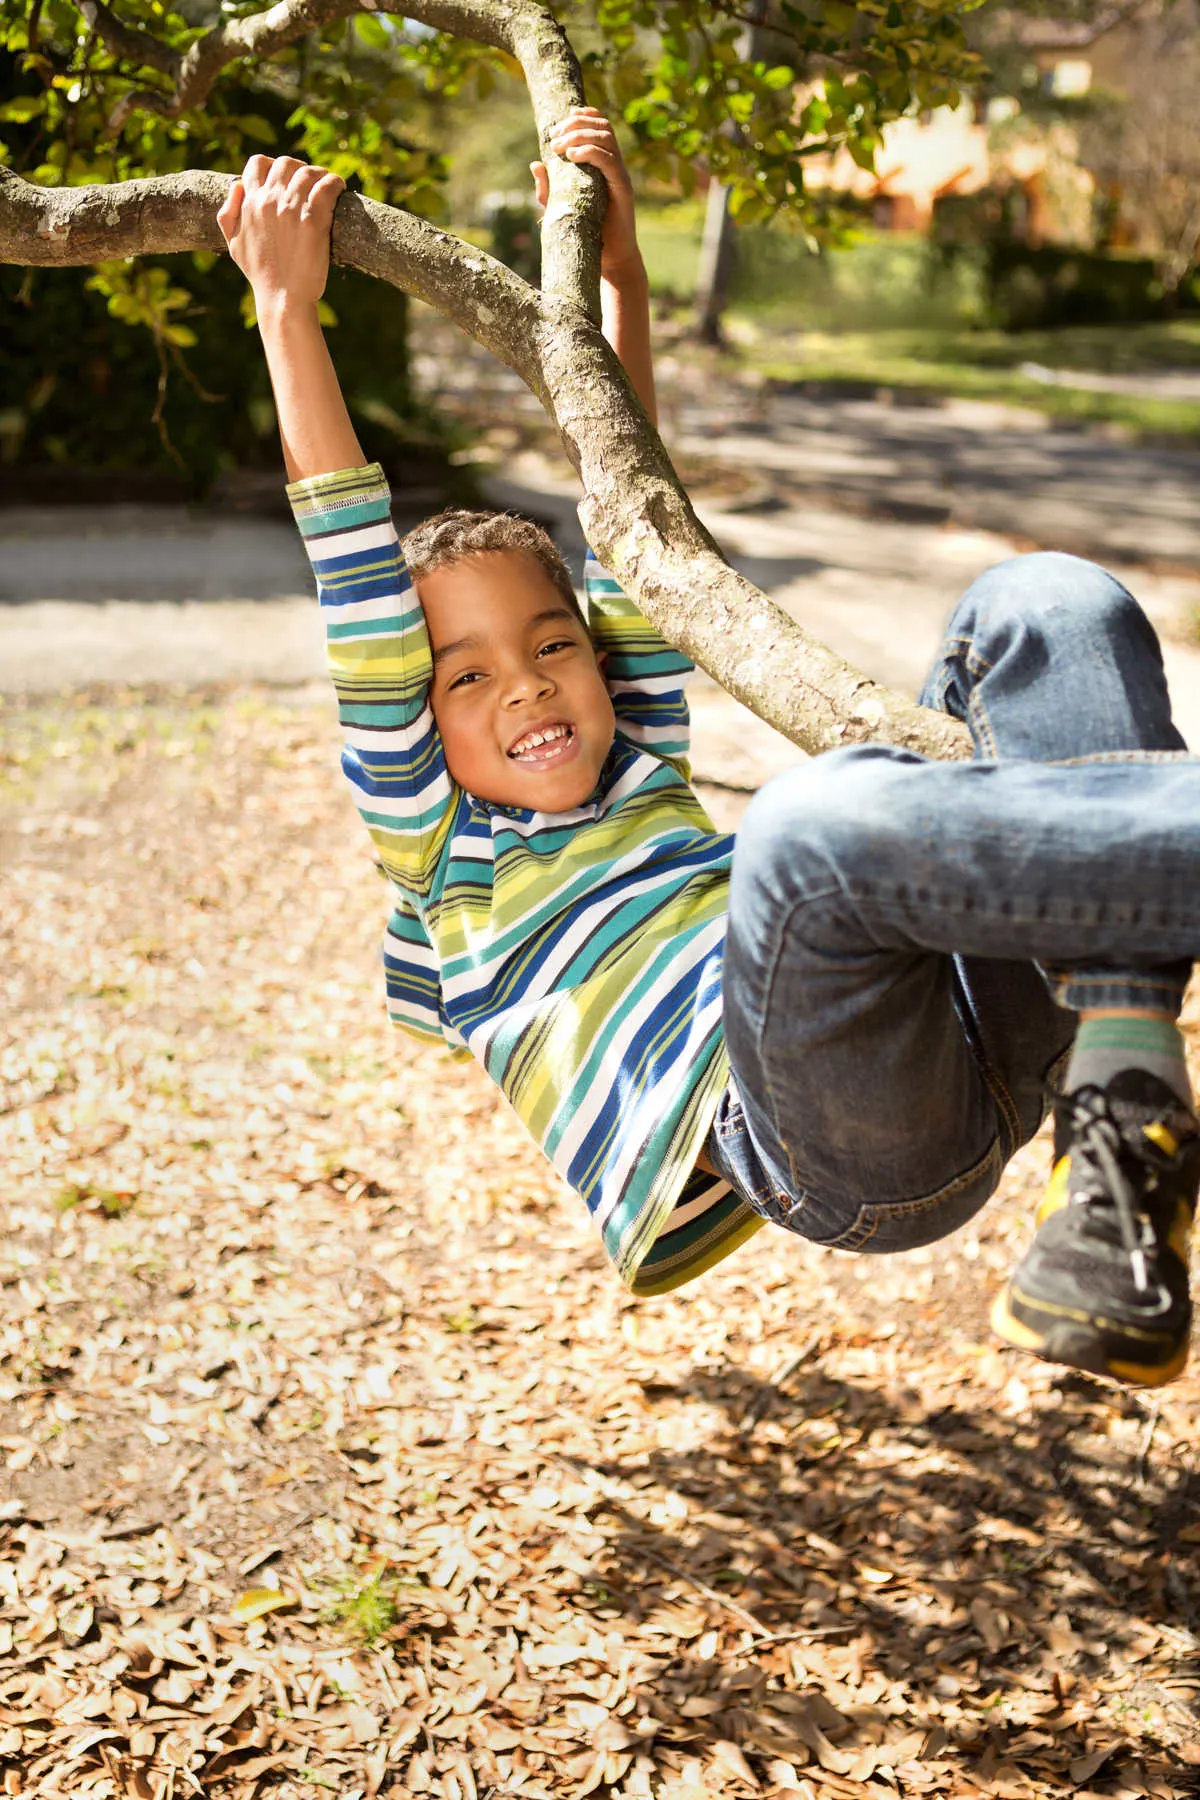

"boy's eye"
[447,670,484,691]
[537,638,575,658]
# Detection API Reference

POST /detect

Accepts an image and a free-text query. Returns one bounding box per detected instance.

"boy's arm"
[584,554,692,775]
[219,157,456,898]
[217,156,363,481]
[385,894,471,1059]
[538,115,687,767]
[536,109,657,427]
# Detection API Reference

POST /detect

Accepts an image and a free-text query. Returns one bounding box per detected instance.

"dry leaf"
[230,1588,297,1623]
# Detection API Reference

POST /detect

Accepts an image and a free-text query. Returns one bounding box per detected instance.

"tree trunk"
[694,180,736,348]
[691,0,769,348]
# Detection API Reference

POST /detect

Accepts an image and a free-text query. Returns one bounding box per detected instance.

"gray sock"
[1065,1015,1194,1111]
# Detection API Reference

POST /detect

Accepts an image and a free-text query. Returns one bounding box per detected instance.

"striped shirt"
[288,464,764,1293]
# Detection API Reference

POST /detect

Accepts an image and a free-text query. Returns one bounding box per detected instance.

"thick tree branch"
[88,0,603,316]
[0,164,969,759]
[77,0,180,76]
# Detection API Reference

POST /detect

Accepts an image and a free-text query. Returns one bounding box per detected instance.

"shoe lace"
[1058,1084,1175,1303]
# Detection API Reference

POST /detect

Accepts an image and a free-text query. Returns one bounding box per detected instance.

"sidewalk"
[5,367,1200,791]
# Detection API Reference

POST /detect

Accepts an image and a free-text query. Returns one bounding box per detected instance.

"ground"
[2,686,1200,1800]
[4,316,1200,1799]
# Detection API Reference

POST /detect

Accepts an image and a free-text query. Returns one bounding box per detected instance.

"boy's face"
[422,550,616,813]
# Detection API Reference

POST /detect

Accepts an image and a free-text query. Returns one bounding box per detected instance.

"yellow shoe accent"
[1107,1341,1190,1387]
[1168,1197,1194,1264]
[992,1287,1191,1384]
[1034,1155,1072,1228]
[1143,1119,1180,1157]
[990,1289,1046,1350]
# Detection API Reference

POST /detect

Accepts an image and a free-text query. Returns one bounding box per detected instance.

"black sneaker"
[992,1070,1198,1387]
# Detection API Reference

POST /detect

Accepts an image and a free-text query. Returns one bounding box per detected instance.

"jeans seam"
[836,884,1195,934]
[1046,749,1197,767]
[976,1055,1020,1156]
[790,1134,1004,1251]
[967,686,1000,759]
[1045,969,1186,987]
[757,881,846,1162]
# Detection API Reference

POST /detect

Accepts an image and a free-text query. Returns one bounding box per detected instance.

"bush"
[985,243,1168,331]
[0,254,453,501]
[637,201,987,332]
[930,186,1200,332]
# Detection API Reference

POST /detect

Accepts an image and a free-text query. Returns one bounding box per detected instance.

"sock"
[1066,1015,1194,1111]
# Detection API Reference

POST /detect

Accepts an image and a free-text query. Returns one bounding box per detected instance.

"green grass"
[743,327,1200,438]
[320,1569,415,1646]
[55,1181,138,1218]
[752,319,1200,375]
[638,205,1200,437]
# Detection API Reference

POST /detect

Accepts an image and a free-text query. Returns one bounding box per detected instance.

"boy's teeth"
[513,724,568,756]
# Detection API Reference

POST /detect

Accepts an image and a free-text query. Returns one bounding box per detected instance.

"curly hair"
[402,509,584,622]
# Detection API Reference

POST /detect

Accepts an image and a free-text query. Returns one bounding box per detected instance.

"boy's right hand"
[217,156,345,315]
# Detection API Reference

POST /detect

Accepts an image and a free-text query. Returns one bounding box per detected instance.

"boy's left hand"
[532,108,642,283]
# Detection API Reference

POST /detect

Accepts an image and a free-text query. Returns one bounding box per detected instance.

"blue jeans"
[713,552,1198,1252]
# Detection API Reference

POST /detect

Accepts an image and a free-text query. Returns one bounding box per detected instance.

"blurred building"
[806,1,1150,246]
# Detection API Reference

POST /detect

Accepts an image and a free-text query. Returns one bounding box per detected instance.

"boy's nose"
[502,663,553,705]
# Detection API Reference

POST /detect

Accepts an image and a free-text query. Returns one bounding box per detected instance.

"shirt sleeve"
[583,549,692,779]
[287,463,456,899]
[383,894,471,1061]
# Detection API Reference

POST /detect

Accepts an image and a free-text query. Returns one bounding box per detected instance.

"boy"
[219,116,1200,1389]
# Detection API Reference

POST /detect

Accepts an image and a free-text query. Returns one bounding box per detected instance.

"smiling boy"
[222,114,1200,1388]
[219,113,755,1296]
[416,536,615,813]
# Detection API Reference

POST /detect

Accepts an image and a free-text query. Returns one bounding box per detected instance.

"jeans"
[713,551,1199,1253]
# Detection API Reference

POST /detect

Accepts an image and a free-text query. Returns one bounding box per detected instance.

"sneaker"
[991,1070,1198,1387]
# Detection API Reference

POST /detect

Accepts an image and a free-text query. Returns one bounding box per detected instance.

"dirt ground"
[2,687,1200,1800]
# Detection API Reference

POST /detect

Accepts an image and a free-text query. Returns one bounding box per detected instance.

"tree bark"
[0,0,971,763]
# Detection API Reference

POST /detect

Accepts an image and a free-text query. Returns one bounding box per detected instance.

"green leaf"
[354,13,390,49]
[236,115,277,146]
[0,95,45,123]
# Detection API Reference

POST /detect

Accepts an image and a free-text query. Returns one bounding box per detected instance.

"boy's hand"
[532,108,642,283]
[218,156,345,316]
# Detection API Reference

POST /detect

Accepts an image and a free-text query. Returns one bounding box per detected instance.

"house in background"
[805,1,1149,247]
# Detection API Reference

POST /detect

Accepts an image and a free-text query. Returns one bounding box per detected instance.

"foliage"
[319,1566,415,1645]
[639,206,985,330]
[983,241,1169,331]
[0,0,986,484]
[0,4,453,205]
[575,0,984,227]
[931,186,1197,331]
[1071,0,1200,290]
[0,249,446,493]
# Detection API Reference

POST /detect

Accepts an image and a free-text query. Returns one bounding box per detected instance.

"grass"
[54,1181,137,1218]
[639,207,1200,439]
[741,326,1200,438]
[320,1569,413,1646]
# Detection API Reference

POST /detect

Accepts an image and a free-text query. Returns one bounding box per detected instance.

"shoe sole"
[991,1288,1190,1388]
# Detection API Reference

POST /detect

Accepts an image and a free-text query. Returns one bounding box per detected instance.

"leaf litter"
[1,687,1199,1799]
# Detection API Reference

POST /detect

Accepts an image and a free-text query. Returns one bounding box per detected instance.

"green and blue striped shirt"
[288,464,763,1293]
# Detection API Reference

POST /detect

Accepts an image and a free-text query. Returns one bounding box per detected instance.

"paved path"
[5,374,1200,786]
[668,386,1200,571]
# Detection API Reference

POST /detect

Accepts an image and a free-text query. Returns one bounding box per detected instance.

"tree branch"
[0,162,969,760]
[86,0,604,318]
[77,0,180,76]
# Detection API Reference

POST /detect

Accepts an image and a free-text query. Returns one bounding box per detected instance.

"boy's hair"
[403,509,584,622]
